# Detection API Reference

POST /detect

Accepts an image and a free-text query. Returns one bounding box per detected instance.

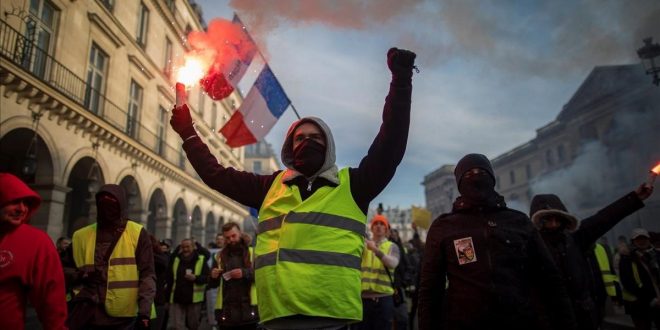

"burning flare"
[176,54,210,87]
[647,162,660,186]
[652,162,660,175]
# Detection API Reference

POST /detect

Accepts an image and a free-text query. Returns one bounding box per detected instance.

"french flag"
[224,14,257,88]
[220,65,290,147]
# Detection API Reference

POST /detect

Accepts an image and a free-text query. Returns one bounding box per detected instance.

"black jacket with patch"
[418,197,577,330]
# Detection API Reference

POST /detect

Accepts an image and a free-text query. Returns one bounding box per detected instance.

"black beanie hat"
[454,153,496,186]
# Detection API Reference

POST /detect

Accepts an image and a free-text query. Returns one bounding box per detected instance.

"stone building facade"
[421,164,457,220]
[492,65,660,242]
[0,0,249,245]
[423,64,660,242]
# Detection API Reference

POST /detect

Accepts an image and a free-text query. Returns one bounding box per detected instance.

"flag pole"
[234,12,301,120]
[290,104,301,120]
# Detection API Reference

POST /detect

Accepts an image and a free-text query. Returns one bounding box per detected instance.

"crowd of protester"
[2,46,658,330]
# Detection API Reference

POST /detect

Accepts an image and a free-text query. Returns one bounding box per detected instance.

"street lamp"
[87,140,101,193]
[637,37,660,86]
[21,110,43,178]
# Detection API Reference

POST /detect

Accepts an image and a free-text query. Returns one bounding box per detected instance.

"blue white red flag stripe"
[220,65,290,147]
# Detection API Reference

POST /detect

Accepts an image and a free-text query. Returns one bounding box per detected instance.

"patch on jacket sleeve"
[454,237,477,265]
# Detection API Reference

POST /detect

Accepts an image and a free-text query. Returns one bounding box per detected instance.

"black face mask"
[293,139,326,177]
[96,194,122,228]
[458,173,496,203]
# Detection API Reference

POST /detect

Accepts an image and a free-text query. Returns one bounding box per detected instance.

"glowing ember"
[652,163,660,175]
[176,55,209,86]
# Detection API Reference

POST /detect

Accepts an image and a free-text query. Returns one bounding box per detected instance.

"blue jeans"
[354,296,394,330]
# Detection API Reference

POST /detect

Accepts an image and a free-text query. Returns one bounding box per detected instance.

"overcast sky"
[195,0,660,209]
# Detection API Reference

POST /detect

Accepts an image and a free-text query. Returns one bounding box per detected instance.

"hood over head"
[95,184,128,228]
[529,194,578,231]
[281,117,339,184]
[0,173,41,224]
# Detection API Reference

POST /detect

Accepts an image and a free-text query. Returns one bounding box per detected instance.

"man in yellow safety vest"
[66,184,155,330]
[165,238,209,330]
[170,47,417,329]
[208,222,258,329]
[356,214,400,330]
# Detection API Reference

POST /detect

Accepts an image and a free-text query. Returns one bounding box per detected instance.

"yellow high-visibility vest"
[594,243,617,297]
[255,168,366,323]
[361,240,395,295]
[72,221,143,317]
[214,247,258,310]
[170,254,206,303]
[622,262,642,302]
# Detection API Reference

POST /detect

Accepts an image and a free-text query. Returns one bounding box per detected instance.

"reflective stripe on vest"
[622,263,643,302]
[170,254,206,303]
[215,247,258,310]
[150,303,157,319]
[72,221,142,317]
[594,243,617,297]
[255,168,366,323]
[361,240,395,295]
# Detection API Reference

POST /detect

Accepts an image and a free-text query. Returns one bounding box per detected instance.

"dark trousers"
[152,304,167,330]
[353,296,394,330]
[393,300,408,330]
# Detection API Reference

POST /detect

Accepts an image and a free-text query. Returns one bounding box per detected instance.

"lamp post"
[637,37,660,86]
[87,140,101,194]
[21,110,43,179]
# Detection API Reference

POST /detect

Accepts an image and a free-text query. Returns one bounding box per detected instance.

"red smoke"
[179,18,257,100]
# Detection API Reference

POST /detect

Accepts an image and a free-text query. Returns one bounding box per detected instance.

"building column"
[30,183,72,240]
[155,216,171,240]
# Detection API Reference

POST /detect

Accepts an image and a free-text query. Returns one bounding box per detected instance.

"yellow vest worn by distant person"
[361,240,395,295]
[72,221,143,317]
[170,254,206,303]
[594,243,617,297]
[214,247,258,310]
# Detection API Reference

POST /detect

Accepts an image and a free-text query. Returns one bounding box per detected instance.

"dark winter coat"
[619,248,660,315]
[153,250,170,305]
[533,192,644,330]
[208,239,257,326]
[165,250,209,305]
[419,196,577,330]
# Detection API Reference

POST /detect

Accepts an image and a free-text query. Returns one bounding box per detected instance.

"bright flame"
[652,162,660,175]
[176,55,209,86]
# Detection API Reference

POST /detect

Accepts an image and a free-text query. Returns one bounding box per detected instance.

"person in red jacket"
[0,173,68,329]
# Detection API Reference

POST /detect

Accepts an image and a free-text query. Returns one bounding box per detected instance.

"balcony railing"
[0,19,191,173]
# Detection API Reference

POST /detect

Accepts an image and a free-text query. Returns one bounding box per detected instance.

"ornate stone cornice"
[0,62,247,216]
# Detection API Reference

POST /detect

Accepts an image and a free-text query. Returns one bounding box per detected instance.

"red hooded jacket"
[0,173,68,329]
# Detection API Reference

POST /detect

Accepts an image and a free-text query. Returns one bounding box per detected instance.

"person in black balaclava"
[170,47,417,329]
[418,153,578,330]
[63,184,156,330]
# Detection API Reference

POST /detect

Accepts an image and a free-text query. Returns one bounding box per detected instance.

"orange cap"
[370,214,390,229]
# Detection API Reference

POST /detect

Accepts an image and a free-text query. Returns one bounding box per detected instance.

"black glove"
[135,314,150,330]
[387,47,416,85]
[170,104,196,139]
